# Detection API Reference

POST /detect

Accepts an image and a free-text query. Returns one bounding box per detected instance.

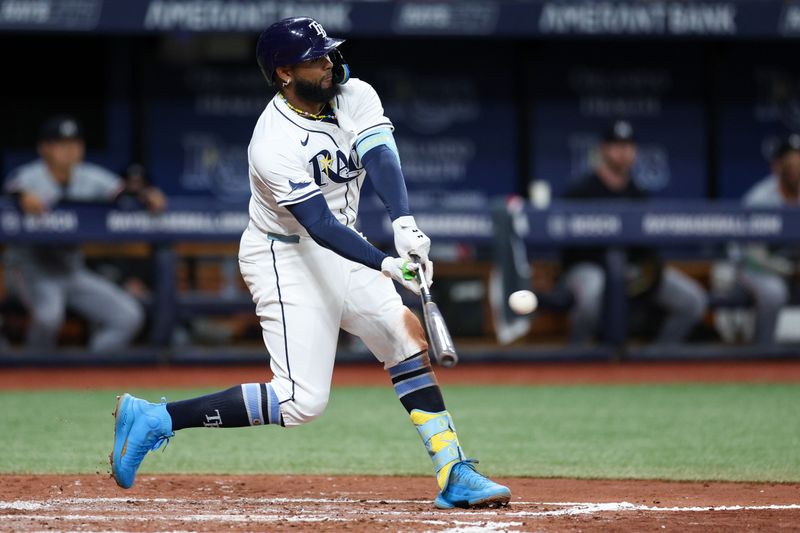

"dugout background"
[4,33,800,206]
[2,0,800,355]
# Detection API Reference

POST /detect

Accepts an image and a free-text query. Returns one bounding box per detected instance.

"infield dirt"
[2,474,799,531]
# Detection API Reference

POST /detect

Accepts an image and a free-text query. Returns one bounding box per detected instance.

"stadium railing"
[1,198,798,362]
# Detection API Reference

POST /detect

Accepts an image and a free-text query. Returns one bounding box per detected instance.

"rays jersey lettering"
[247,78,394,238]
[309,148,362,186]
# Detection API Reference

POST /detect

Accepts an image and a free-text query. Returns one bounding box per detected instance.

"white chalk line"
[2,497,800,513]
[1,497,799,522]
[2,496,798,533]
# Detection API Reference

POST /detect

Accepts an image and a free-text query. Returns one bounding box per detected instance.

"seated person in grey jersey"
[559,120,708,345]
[3,115,166,352]
[734,133,800,345]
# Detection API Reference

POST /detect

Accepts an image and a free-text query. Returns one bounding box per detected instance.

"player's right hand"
[392,216,433,285]
[19,192,47,215]
[381,256,421,295]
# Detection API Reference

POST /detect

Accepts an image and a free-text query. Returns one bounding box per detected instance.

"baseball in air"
[508,290,538,315]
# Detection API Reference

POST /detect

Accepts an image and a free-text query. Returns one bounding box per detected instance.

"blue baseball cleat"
[110,393,173,489]
[434,460,511,509]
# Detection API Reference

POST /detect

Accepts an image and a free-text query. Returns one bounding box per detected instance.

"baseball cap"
[772,133,800,160]
[601,120,636,143]
[39,115,83,142]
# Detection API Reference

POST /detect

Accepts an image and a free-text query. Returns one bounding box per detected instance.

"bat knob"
[439,356,457,368]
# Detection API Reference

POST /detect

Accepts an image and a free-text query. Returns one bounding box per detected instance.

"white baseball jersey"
[246,78,392,238]
[743,175,791,207]
[238,79,426,426]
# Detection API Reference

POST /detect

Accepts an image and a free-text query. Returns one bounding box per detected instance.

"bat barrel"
[411,254,459,368]
[424,301,459,368]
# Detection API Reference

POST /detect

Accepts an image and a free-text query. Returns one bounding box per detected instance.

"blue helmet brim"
[300,37,345,63]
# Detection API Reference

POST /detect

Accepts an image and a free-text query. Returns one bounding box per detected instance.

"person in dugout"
[558,120,708,345]
[3,115,166,352]
[733,133,800,345]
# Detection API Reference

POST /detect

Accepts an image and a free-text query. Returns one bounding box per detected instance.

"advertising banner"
[354,40,518,209]
[1,1,798,39]
[144,62,266,203]
[717,44,800,199]
[530,42,707,199]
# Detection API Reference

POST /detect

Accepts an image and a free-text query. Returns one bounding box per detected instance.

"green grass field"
[3,384,799,482]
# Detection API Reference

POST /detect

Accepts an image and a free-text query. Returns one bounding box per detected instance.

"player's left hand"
[381,256,421,295]
[392,215,434,285]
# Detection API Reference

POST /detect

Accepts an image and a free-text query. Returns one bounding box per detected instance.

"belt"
[267,232,300,244]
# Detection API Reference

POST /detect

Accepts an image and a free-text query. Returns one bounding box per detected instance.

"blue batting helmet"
[256,17,350,87]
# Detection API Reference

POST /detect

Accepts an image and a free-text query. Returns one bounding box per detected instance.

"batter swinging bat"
[412,257,459,368]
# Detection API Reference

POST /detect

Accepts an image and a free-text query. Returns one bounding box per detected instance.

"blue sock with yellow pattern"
[389,352,464,490]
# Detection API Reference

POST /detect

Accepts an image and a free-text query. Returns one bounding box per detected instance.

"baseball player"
[4,116,165,352]
[559,120,708,345]
[732,133,800,344]
[111,17,510,510]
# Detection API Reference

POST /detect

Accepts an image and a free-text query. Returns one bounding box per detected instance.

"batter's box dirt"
[1,475,799,531]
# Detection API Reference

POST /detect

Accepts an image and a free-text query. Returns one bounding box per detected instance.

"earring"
[282,79,291,87]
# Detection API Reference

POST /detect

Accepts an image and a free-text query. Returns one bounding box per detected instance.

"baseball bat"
[412,256,459,368]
